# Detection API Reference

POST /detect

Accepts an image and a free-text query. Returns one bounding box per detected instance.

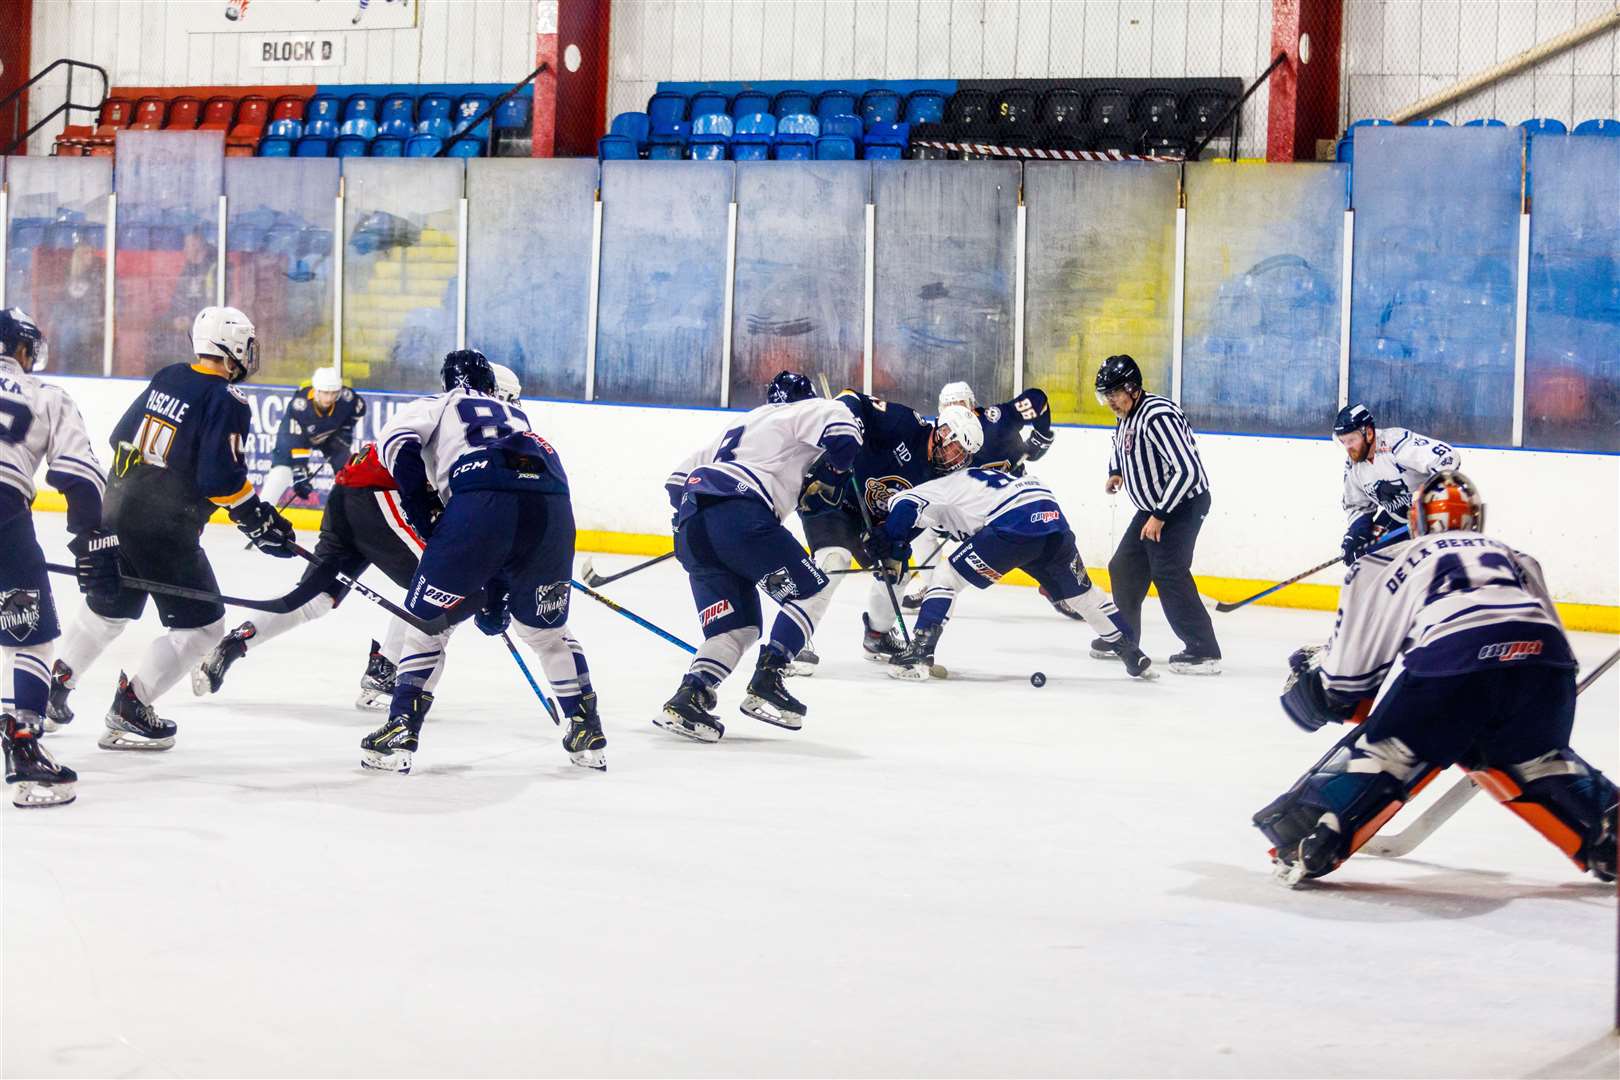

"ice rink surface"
[4,519,1618,1079]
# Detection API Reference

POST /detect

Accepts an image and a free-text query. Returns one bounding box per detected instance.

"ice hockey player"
[1254,470,1616,885]
[360,350,604,773]
[48,306,298,751]
[790,391,983,674]
[656,390,863,741]
[765,369,815,405]
[0,309,111,807]
[260,365,367,510]
[1335,403,1459,565]
[874,464,1153,681]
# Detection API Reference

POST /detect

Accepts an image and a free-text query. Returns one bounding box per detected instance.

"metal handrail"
[432,61,549,158]
[2,58,110,156]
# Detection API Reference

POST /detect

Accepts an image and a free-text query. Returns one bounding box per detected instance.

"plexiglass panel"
[1182,163,1346,435]
[341,159,463,393]
[595,160,732,406]
[1349,127,1522,445]
[112,130,224,377]
[465,159,597,400]
[872,161,1018,409]
[4,156,112,375]
[224,158,338,387]
[730,161,868,405]
[1024,162,1177,424]
[1523,136,1620,452]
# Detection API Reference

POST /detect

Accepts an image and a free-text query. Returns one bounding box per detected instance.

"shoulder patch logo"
[985,406,1002,423]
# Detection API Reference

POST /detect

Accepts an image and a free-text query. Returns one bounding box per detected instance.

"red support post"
[533,0,611,158]
[1267,0,1343,162]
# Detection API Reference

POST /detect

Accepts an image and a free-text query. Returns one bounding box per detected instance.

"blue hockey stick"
[571,579,698,655]
[500,631,560,725]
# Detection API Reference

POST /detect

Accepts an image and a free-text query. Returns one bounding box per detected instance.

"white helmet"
[311,366,343,393]
[491,363,522,404]
[938,380,977,412]
[932,404,984,473]
[192,306,258,383]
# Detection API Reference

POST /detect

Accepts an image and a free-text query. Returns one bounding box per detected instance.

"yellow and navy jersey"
[110,362,253,507]
[274,383,366,461]
[973,389,1053,469]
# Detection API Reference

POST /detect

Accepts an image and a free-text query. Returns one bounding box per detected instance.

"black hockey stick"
[286,543,451,636]
[1363,646,1619,859]
[849,475,910,646]
[1216,526,1409,613]
[580,550,676,589]
[46,562,332,615]
[827,562,937,576]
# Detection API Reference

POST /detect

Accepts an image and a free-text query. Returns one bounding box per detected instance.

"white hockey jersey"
[0,358,105,518]
[1342,426,1460,524]
[378,387,540,504]
[1318,533,1574,702]
[889,467,1066,541]
[666,399,863,523]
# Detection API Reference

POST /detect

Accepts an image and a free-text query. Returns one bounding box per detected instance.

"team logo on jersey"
[864,475,911,514]
[1119,430,1135,454]
[292,397,307,412]
[893,443,912,464]
[760,568,799,602]
[0,589,42,641]
[985,406,1002,423]
[536,582,569,617]
[1030,510,1060,524]
[226,384,247,404]
[699,599,735,627]
[411,581,465,610]
[1477,640,1544,662]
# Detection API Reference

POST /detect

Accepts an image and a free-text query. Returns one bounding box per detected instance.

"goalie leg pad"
[1473,750,1619,881]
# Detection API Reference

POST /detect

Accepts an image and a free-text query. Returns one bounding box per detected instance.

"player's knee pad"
[813,546,853,576]
[1474,751,1620,880]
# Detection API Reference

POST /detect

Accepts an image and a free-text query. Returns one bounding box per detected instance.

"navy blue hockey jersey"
[110,363,253,507]
[834,391,938,521]
[973,389,1053,470]
[274,384,366,462]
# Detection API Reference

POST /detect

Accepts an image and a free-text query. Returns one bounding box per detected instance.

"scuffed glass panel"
[1182,163,1345,435]
[872,161,1017,409]
[465,158,597,400]
[112,130,223,377]
[731,161,868,405]
[1024,162,1177,424]
[341,159,463,394]
[595,160,732,405]
[1523,136,1620,452]
[224,158,338,387]
[1349,127,1521,446]
[4,156,111,375]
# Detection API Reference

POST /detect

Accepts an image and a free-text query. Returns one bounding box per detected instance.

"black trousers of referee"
[1108,490,1220,659]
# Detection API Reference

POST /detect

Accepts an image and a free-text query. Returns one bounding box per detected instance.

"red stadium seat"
[166,96,202,129]
[131,96,167,130]
[199,96,237,131]
[272,95,308,122]
[227,95,270,154]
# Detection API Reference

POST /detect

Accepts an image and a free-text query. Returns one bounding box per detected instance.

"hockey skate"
[862,612,905,663]
[655,676,724,742]
[887,623,943,682]
[562,692,607,771]
[360,691,433,773]
[900,572,927,611]
[100,674,177,751]
[1099,637,1156,680]
[191,621,255,696]
[739,649,806,730]
[355,639,396,711]
[785,646,820,677]
[1270,813,1345,887]
[44,660,74,732]
[1089,636,1123,661]
[4,712,77,808]
[1168,651,1222,676]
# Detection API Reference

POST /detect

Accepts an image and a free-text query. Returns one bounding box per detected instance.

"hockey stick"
[500,631,560,725]
[1216,526,1409,613]
[286,544,452,636]
[1363,646,1619,858]
[849,474,911,646]
[827,562,937,576]
[45,562,332,615]
[580,550,676,589]
[570,579,697,654]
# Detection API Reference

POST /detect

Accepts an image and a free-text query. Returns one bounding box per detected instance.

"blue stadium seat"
[691,112,734,138]
[1407,117,1450,126]
[863,121,909,155]
[776,112,819,151]
[611,111,651,151]
[731,141,769,161]
[419,94,454,125]
[1573,118,1620,137]
[598,134,638,160]
[647,142,683,160]
[334,135,369,158]
[447,137,483,158]
[266,118,303,139]
[820,113,862,141]
[344,95,379,122]
[494,96,530,130]
[405,134,444,157]
[1349,118,1393,130]
[772,89,813,118]
[1521,117,1568,135]
[295,136,332,157]
[454,93,493,139]
[258,137,294,157]
[688,139,728,161]
[647,92,686,128]
[863,143,903,160]
[305,94,341,138]
[860,89,901,127]
[731,90,770,118]
[417,117,453,139]
[773,141,812,161]
[379,116,414,138]
[648,119,689,158]
[733,111,775,155]
[340,118,378,139]
[815,89,857,120]
[1462,118,1506,127]
[688,90,730,118]
[904,90,946,125]
[815,135,856,160]
[380,94,415,126]
[1334,136,1353,163]
[370,136,404,157]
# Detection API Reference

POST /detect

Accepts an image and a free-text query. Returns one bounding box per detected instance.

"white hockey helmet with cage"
[192,306,258,383]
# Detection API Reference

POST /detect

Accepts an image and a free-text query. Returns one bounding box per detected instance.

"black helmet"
[766,370,815,404]
[1333,403,1375,436]
[441,349,497,394]
[1094,354,1142,404]
[0,307,48,371]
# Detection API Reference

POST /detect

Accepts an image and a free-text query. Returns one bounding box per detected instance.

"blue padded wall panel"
[595,160,733,405]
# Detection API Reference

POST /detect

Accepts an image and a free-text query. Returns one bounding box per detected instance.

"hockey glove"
[1280,660,1359,733]
[1371,478,1412,517]
[474,589,510,637]
[1025,428,1054,461]
[290,462,315,500]
[1341,513,1377,565]
[229,497,297,558]
[68,529,122,603]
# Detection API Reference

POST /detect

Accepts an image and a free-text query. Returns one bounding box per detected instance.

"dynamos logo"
[1478,640,1544,662]
[699,599,735,626]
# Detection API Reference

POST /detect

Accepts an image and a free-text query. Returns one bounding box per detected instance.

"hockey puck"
[1030,671,1046,688]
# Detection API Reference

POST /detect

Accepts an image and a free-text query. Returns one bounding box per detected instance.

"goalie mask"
[1408,470,1485,538]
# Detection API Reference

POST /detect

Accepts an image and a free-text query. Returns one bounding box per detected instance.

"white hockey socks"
[55,610,131,687]
[260,465,294,510]
[688,626,760,687]
[130,619,226,703]
[510,623,594,711]
[241,592,335,649]
[380,615,410,665]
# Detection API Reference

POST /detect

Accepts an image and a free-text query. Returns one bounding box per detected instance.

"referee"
[1094,355,1221,674]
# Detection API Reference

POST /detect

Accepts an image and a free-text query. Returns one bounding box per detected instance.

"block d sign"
[243,34,345,68]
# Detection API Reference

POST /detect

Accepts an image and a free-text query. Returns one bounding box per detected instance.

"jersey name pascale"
[144,389,191,425]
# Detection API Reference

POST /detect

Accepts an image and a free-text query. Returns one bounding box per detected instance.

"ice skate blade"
[42,714,70,733]
[1169,659,1222,676]
[189,667,212,697]
[738,696,803,731]
[887,662,932,682]
[360,748,412,773]
[12,780,76,808]
[569,748,607,771]
[1272,858,1310,888]
[785,658,817,678]
[355,688,391,711]
[653,710,723,743]
[1089,648,1123,661]
[97,729,174,752]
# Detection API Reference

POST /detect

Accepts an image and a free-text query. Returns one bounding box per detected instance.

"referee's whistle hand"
[1140,516,1164,542]
[1105,475,1123,495]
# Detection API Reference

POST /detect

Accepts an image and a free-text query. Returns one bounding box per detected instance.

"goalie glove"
[1280,647,1359,732]
[229,497,297,558]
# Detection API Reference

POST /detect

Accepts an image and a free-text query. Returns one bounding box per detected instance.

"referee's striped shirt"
[1107,393,1210,519]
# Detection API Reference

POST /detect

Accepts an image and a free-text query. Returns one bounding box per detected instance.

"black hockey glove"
[290,461,315,500]
[1371,478,1412,516]
[229,497,297,558]
[474,588,510,637]
[1280,649,1359,733]
[68,529,122,603]
[1025,428,1054,461]
[1341,513,1377,566]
